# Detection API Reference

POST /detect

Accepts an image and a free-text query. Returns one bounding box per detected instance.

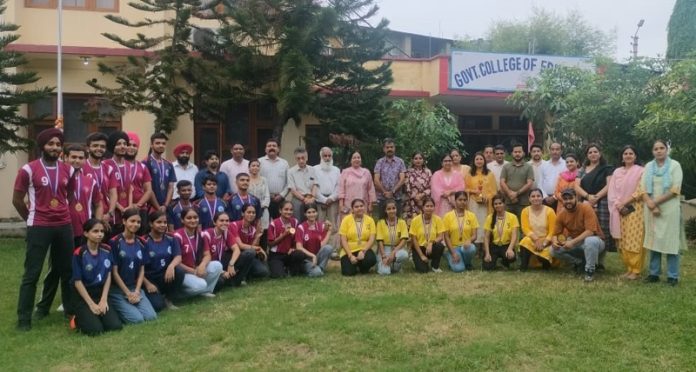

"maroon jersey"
[130,161,152,209]
[295,221,329,255]
[82,161,117,213]
[202,227,234,262]
[229,220,258,246]
[69,170,102,237]
[14,159,73,227]
[173,228,209,268]
[268,217,298,254]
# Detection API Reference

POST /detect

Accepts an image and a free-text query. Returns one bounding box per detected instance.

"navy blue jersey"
[226,193,261,222]
[144,156,177,206]
[167,199,196,230]
[143,233,181,278]
[194,196,227,230]
[71,244,113,288]
[109,234,146,287]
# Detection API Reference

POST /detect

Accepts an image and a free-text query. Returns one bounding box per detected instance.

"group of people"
[13,127,685,336]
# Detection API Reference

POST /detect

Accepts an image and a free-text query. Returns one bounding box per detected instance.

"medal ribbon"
[39,159,59,197]
[184,232,198,263]
[205,197,218,222]
[387,219,397,246]
[151,155,166,191]
[355,219,363,241]
[423,218,432,243]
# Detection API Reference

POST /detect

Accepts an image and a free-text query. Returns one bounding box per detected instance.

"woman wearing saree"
[464,152,497,249]
[607,145,644,280]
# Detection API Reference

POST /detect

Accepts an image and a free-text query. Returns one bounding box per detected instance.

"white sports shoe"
[432,268,443,273]
[201,292,216,298]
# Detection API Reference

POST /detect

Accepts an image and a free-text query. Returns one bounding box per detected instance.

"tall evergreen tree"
[0,0,52,153]
[88,0,218,133]
[666,0,696,60]
[205,0,392,142]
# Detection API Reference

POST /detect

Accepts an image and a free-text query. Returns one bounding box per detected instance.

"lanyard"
[205,197,218,221]
[355,219,363,241]
[213,230,225,261]
[39,159,59,197]
[496,215,505,242]
[423,217,432,243]
[456,211,465,241]
[241,222,255,243]
[74,171,82,201]
[184,232,198,262]
[91,163,104,187]
[387,219,397,246]
[151,155,166,191]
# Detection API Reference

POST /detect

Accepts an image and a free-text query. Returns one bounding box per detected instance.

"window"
[499,116,526,131]
[458,115,492,131]
[29,95,122,147]
[25,0,118,12]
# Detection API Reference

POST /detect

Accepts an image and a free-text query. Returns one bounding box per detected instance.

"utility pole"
[631,19,645,59]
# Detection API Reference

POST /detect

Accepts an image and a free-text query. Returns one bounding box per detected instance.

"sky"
[374,0,676,61]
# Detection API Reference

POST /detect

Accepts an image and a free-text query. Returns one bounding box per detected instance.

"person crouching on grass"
[551,188,605,282]
[203,211,255,289]
[267,201,302,278]
[375,199,410,275]
[71,219,122,336]
[409,197,447,273]
[142,210,185,312]
[443,191,479,272]
[173,207,223,297]
[230,204,270,282]
[108,208,157,324]
[339,198,377,276]
[295,203,334,277]
[483,194,519,271]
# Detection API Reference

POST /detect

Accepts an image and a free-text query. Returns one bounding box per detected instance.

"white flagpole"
[56,0,63,129]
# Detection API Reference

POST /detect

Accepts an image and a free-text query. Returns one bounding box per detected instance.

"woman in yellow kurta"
[483,194,519,271]
[519,188,556,271]
[464,152,497,249]
[409,197,446,273]
[443,191,479,272]
[339,198,377,276]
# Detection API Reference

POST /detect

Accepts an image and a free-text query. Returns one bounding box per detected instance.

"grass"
[0,238,695,371]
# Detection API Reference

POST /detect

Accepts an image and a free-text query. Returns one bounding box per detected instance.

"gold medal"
[289,228,296,235]
[119,191,127,200]
[50,198,59,208]
[75,202,83,212]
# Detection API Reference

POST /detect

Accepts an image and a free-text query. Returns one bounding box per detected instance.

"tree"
[666,0,696,60]
[0,0,52,153]
[204,0,393,142]
[510,58,662,159]
[88,0,217,134]
[455,7,616,57]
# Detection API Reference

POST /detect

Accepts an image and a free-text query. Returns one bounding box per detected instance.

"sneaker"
[431,268,443,273]
[644,275,660,283]
[16,321,31,332]
[584,270,594,282]
[165,299,179,310]
[240,280,248,286]
[200,292,216,298]
[666,278,679,286]
[330,252,340,261]
[56,304,64,312]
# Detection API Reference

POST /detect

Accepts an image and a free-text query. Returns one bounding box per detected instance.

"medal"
[456,212,465,241]
[120,191,127,200]
[289,227,296,235]
[40,159,61,207]
[387,219,397,246]
[50,198,59,208]
[75,202,83,212]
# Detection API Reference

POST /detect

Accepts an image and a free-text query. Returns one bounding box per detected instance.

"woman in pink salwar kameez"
[431,154,466,217]
[338,151,377,222]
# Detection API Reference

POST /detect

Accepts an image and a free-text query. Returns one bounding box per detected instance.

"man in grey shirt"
[500,142,535,219]
[313,147,340,227]
[258,138,289,219]
[373,138,406,219]
[287,147,318,221]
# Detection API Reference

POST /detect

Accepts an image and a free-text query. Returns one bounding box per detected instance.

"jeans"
[17,225,74,324]
[108,286,157,324]
[376,246,409,275]
[303,245,334,277]
[648,250,680,279]
[445,244,477,273]
[180,261,223,297]
[551,236,605,272]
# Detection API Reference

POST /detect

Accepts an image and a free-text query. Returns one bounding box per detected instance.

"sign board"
[449,50,593,92]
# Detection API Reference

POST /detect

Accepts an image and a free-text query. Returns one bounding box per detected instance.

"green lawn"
[0,238,694,371]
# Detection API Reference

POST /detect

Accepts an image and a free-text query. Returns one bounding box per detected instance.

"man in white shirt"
[487,144,508,189]
[172,143,198,199]
[287,147,318,221]
[540,142,566,208]
[258,138,289,219]
[527,144,544,189]
[313,147,340,227]
[220,142,249,194]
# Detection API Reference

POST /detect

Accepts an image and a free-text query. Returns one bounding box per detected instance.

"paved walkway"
[0,221,26,238]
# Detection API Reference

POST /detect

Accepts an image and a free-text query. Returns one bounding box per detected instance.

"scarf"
[560,170,578,182]
[645,157,672,195]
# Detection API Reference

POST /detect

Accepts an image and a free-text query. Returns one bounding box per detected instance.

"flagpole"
[55,0,63,129]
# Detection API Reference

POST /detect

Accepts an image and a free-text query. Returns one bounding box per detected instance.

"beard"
[124,154,136,161]
[320,159,333,170]
[177,156,189,165]
[43,153,60,162]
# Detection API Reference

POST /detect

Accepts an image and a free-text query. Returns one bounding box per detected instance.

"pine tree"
[0,0,52,153]
[88,0,218,134]
[666,0,696,60]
